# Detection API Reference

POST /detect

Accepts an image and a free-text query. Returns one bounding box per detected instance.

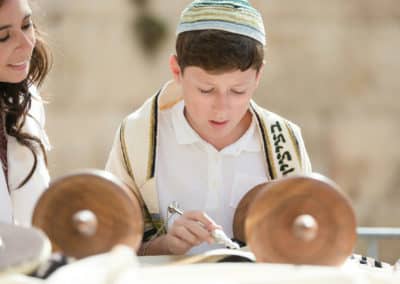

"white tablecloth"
[1,246,399,284]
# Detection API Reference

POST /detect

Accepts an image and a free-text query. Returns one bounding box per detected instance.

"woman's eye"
[22,22,32,30]
[0,34,10,42]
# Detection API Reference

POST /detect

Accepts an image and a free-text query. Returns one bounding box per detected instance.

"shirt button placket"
[206,150,220,212]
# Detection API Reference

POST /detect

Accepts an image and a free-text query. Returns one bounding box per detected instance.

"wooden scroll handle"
[233,173,357,266]
[32,169,144,259]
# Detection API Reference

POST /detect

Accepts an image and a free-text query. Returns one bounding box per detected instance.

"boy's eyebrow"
[0,24,11,31]
[0,14,32,31]
[232,81,252,87]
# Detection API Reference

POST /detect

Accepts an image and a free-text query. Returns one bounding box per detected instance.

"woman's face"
[0,0,35,83]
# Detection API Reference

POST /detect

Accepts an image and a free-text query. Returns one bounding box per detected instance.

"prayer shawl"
[107,80,311,240]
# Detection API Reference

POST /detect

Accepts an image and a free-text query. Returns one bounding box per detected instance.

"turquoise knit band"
[176,0,266,46]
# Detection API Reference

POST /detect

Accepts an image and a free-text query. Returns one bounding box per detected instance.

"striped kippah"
[176,0,266,46]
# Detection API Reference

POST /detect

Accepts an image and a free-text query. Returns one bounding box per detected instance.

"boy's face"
[170,55,263,149]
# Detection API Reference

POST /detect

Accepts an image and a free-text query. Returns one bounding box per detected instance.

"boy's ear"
[255,63,265,87]
[169,54,182,82]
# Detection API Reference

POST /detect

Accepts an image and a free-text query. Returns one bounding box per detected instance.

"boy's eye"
[231,89,246,95]
[199,88,213,94]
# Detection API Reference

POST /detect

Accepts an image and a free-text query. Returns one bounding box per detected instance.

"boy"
[106,0,312,256]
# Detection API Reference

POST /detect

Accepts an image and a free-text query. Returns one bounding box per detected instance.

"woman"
[0,0,51,226]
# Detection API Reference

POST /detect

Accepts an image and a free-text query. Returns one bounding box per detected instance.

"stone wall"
[35,0,400,262]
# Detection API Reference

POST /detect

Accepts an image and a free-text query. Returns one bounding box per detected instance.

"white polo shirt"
[156,101,268,253]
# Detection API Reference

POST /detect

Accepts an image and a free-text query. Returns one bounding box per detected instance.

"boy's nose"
[212,92,229,111]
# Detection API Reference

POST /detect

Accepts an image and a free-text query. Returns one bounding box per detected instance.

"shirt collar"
[172,101,202,145]
[171,101,261,154]
[221,117,260,156]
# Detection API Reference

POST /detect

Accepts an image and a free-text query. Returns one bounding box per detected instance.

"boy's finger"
[184,210,218,229]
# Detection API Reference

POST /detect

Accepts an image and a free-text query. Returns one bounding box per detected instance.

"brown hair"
[176,30,264,74]
[0,0,52,189]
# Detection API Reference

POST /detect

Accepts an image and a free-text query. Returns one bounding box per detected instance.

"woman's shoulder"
[29,84,46,105]
[27,85,46,126]
[24,85,51,150]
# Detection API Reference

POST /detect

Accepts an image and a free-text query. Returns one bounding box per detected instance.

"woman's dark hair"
[0,0,52,189]
[176,30,264,74]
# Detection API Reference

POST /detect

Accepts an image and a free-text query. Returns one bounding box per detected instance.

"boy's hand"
[164,210,220,255]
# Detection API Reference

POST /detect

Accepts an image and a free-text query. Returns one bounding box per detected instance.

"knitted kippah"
[176,0,266,46]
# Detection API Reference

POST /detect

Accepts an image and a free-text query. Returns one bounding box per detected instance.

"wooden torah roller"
[233,173,357,266]
[32,169,143,259]
[0,222,51,275]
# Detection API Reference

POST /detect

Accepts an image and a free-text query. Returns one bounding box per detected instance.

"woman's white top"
[0,86,50,226]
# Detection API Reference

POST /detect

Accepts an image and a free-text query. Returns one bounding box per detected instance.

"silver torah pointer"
[167,202,240,250]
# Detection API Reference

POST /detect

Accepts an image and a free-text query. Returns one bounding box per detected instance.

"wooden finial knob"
[292,214,318,241]
[72,210,98,237]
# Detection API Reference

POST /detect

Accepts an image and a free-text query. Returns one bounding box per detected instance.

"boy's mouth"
[209,120,228,127]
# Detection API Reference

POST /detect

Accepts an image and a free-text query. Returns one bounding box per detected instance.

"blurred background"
[33,0,400,262]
